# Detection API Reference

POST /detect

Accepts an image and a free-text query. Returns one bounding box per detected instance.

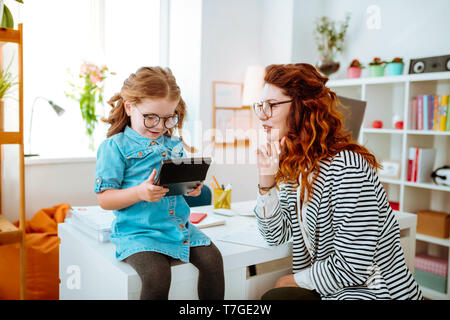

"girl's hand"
[186,183,203,197]
[137,169,169,202]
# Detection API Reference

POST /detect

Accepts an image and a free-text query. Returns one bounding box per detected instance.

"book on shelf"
[443,95,450,131]
[429,95,435,130]
[411,94,450,131]
[423,95,429,130]
[407,148,437,183]
[411,97,417,131]
[433,95,439,130]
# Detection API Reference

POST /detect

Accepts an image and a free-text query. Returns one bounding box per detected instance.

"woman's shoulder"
[328,150,372,173]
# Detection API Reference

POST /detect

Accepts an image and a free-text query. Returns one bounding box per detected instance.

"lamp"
[26,96,65,157]
[242,66,265,107]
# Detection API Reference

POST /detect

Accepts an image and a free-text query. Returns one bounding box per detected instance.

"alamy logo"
[66,265,81,290]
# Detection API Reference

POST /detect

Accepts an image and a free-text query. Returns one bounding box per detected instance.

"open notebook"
[191,213,226,229]
[216,220,272,248]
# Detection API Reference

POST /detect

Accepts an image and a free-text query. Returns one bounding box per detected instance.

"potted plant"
[314,14,351,76]
[66,61,114,151]
[347,59,364,79]
[0,60,17,99]
[368,57,386,77]
[386,57,404,76]
[0,0,23,29]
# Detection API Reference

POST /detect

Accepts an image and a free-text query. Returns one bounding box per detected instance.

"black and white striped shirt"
[254,150,423,300]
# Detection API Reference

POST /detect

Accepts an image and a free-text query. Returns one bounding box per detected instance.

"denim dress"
[94,126,211,262]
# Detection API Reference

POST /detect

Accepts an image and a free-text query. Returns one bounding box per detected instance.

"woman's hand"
[256,136,286,193]
[186,183,203,197]
[274,274,299,288]
[257,136,286,176]
[136,169,169,202]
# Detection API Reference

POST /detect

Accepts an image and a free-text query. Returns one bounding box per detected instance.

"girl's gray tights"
[124,242,225,300]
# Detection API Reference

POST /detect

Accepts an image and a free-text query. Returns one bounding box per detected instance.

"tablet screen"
[156,157,211,184]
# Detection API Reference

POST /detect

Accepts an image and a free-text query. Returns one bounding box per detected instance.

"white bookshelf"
[328,71,450,300]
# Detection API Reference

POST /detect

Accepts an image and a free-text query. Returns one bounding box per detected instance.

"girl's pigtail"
[179,131,197,154]
[173,97,197,154]
[102,93,130,138]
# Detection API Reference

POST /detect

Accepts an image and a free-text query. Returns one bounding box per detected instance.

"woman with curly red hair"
[254,63,422,300]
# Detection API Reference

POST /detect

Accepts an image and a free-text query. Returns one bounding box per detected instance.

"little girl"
[94,66,224,300]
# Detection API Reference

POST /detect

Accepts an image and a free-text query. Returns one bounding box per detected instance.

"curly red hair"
[265,63,380,202]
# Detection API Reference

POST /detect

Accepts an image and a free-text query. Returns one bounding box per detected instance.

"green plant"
[349,59,364,69]
[314,14,351,61]
[369,57,386,66]
[0,58,17,100]
[390,57,404,64]
[0,0,23,29]
[66,61,114,150]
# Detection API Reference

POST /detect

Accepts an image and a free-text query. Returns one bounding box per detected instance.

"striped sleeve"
[310,165,379,296]
[254,185,293,246]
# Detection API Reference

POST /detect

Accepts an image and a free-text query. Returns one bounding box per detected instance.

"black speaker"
[409,55,450,74]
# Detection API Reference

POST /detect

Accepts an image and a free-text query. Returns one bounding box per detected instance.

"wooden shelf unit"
[212,81,255,148]
[328,72,450,300]
[0,24,26,300]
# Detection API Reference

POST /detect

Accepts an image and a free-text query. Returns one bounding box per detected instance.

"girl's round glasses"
[136,108,179,129]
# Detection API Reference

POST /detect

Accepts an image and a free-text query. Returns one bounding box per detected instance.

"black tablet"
[154,157,212,196]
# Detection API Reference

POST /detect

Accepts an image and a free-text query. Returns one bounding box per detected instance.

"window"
[23,0,162,157]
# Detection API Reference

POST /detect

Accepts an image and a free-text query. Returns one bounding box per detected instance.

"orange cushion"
[0,203,70,300]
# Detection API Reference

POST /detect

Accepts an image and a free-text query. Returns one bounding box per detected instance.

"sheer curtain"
[23,0,161,158]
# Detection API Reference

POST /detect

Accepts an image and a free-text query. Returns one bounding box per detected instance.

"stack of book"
[67,206,115,243]
[411,95,450,131]
[407,148,436,183]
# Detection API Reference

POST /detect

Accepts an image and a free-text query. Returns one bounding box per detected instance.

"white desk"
[59,200,417,300]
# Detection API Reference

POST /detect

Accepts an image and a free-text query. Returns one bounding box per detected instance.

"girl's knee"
[191,243,224,271]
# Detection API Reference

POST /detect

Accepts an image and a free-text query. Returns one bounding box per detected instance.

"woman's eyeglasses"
[252,99,293,119]
[136,108,179,129]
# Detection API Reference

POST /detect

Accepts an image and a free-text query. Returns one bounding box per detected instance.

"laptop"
[336,95,367,140]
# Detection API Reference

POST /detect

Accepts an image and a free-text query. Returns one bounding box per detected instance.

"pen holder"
[213,188,232,209]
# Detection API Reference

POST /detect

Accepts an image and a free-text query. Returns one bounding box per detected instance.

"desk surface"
[59,200,416,281]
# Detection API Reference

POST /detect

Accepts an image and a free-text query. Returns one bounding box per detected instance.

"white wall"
[199,0,262,134]
[292,0,450,78]
[196,0,262,202]
[23,160,98,220]
[260,0,294,66]
[168,0,202,147]
[292,0,325,65]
